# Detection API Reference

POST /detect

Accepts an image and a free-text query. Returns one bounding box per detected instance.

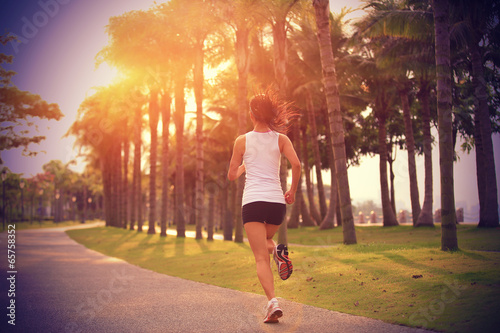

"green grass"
[67,224,500,333]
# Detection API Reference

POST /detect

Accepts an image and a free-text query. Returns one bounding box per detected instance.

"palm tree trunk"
[388,141,396,215]
[117,141,123,227]
[148,89,159,235]
[207,187,215,241]
[83,181,88,224]
[474,112,486,219]
[194,42,205,240]
[286,128,315,228]
[300,194,315,226]
[101,158,112,227]
[222,176,233,241]
[160,93,172,237]
[133,107,143,232]
[313,0,356,244]
[122,135,129,229]
[399,90,421,224]
[301,124,321,224]
[377,114,399,226]
[174,77,186,238]
[416,83,434,227]
[112,142,121,227]
[432,0,458,250]
[294,123,315,227]
[306,90,328,218]
[470,41,499,227]
[320,113,337,229]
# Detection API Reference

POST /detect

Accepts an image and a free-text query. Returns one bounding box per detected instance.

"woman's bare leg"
[244,222,280,300]
[267,237,276,254]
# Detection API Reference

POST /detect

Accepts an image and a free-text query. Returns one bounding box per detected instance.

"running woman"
[227,89,301,323]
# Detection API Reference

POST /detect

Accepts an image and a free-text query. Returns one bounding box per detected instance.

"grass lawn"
[67,224,500,333]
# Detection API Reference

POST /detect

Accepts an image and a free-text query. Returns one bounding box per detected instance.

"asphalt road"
[0,224,431,333]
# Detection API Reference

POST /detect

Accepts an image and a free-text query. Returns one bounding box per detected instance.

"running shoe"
[263,298,283,323]
[273,244,293,280]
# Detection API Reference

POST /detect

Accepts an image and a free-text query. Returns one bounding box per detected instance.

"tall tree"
[69,85,129,227]
[132,101,143,231]
[99,9,170,232]
[373,77,400,226]
[416,76,435,227]
[312,0,357,244]
[353,0,436,226]
[397,77,421,224]
[263,0,301,243]
[147,88,160,234]
[432,0,458,250]
[122,127,130,229]
[452,0,499,228]
[183,0,221,239]
[160,92,172,237]
[306,90,328,219]
[218,0,260,243]
[319,104,338,229]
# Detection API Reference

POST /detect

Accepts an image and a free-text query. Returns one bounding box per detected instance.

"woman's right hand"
[284,190,295,204]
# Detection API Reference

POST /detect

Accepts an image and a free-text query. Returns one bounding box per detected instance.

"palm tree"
[300,118,322,224]
[354,0,423,225]
[132,101,143,231]
[217,0,261,243]
[397,79,421,224]
[306,89,328,219]
[353,0,436,226]
[288,8,355,226]
[432,0,458,250]
[451,0,499,228]
[160,92,172,237]
[345,40,400,226]
[262,0,301,243]
[312,0,357,244]
[99,9,167,233]
[181,0,221,239]
[173,73,188,238]
[122,128,130,229]
[69,85,129,227]
[288,16,327,222]
[319,104,338,230]
[416,76,435,227]
[147,88,160,234]
[373,77,400,226]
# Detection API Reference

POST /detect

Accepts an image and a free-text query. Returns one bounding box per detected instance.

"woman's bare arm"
[227,135,246,181]
[279,134,301,204]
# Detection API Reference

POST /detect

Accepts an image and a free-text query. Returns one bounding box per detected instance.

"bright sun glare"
[90,62,122,90]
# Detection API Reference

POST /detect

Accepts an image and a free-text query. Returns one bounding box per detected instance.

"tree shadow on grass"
[135,232,160,252]
[195,238,209,253]
[380,252,453,276]
[117,228,143,242]
[456,249,489,261]
[234,240,250,250]
[175,237,185,256]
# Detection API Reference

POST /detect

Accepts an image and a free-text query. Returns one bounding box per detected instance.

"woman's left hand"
[284,190,295,204]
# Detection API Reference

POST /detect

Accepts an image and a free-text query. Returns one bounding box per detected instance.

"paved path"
[0,225,431,333]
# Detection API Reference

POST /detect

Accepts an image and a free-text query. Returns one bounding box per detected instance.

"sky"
[0,0,499,221]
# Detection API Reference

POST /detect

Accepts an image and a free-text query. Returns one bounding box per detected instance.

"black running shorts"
[242,201,287,225]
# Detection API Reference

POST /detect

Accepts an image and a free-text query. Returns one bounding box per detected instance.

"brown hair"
[249,88,297,134]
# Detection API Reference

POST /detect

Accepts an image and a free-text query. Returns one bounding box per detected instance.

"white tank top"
[242,131,286,206]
